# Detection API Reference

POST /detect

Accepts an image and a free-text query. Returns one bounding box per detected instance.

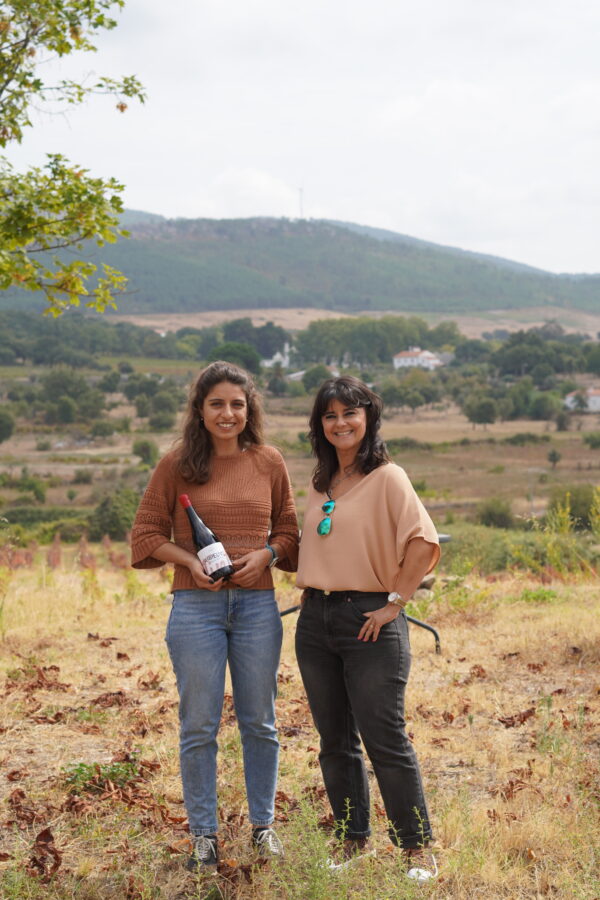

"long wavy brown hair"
[309,375,390,493]
[176,361,264,483]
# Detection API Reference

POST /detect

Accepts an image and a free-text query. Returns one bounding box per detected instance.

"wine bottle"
[178,494,234,582]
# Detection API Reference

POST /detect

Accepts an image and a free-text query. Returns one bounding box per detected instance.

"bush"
[548,484,597,530]
[73,469,93,485]
[134,394,151,417]
[91,421,115,438]
[132,439,159,466]
[1,506,84,526]
[386,437,433,453]
[302,364,331,393]
[35,517,90,543]
[502,432,550,446]
[583,432,600,450]
[439,521,599,575]
[148,410,176,432]
[476,497,515,529]
[0,409,15,443]
[287,381,306,397]
[88,488,140,540]
[35,439,51,451]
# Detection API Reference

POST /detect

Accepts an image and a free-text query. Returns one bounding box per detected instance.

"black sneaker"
[187,834,218,871]
[252,827,284,859]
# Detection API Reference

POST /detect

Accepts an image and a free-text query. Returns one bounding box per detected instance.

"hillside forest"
[2,217,600,316]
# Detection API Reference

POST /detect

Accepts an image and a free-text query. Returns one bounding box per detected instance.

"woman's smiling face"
[321,398,367,455]
[201,380,248,450]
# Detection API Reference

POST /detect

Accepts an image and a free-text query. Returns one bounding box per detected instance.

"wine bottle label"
[197,542,232,575]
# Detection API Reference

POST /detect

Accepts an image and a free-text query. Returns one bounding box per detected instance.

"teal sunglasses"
[317,498,336,536]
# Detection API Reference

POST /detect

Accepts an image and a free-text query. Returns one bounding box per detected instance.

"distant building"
[564,388,600,413]
[392,347,443,371]
[262,342,291,368]
[288,363,340,382]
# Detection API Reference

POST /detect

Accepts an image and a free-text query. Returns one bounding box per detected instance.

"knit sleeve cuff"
[131,534,171,570]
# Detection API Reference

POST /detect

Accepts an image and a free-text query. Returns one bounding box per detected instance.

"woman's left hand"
[229,549,272,587]
[358,604,400,642]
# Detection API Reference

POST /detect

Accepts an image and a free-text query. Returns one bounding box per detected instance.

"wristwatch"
[266,544,279,569]
[387,591,405,607]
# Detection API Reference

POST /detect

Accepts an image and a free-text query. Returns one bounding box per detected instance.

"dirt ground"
[0,563,598,899]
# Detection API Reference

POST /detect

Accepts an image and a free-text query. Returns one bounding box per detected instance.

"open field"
[109,306,600,339]
[3,401,599,524]
[0,556,599,898]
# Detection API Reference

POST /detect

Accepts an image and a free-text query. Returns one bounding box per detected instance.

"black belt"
[306,588,388,601]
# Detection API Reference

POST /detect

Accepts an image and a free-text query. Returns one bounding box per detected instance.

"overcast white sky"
[9,0,600,274]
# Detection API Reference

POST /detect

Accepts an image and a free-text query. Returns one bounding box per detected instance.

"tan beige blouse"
[296,463,439,594]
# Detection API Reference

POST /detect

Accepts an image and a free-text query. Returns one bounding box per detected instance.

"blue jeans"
[295,589,433,849]
[166,588,283,836]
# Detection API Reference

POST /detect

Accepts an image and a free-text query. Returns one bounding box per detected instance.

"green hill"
[2,215,599,314]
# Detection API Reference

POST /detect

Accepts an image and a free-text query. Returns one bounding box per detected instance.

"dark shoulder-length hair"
[175,361,264,484]
[309,375,390,492]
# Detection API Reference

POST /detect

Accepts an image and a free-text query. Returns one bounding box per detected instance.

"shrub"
[148,410,176,432]
[503,432,550,446]
[36,517,89,543]
[91,421,115,438]
[134,394,151,417]
[583,432,600,450]
[132,439,159,467]
[548,484,596,530]
[555,410,571,431]
[302,364,331,393]
[287,381,306,397]
[73,469,93,485]
[1,506,84,526]
[35,439,51,451]
[386,437,433,453]
[151,390,178,414]
[476,497,515,529]
[0,409,15,444]
[88,488,140,540]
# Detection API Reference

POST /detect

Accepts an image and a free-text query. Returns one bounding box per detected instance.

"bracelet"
[266,544,279,569]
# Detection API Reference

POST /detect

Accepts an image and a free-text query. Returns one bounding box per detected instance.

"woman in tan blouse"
[295,375,439,882]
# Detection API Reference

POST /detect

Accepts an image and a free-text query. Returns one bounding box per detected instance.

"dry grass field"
[109,306,600,340]
[0,554,599,899]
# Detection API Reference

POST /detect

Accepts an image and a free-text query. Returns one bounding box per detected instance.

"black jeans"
[295,589,433,848]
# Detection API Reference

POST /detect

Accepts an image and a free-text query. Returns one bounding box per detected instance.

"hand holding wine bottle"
[179,494,235,585]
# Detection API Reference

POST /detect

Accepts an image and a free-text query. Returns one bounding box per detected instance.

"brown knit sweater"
[131,445,299,591]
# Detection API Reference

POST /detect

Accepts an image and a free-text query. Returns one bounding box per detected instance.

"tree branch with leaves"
[0,0,145,314]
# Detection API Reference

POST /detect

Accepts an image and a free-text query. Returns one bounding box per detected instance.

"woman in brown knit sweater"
[131,361,298,871]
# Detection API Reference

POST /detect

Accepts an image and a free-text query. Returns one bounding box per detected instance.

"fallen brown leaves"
[4,664,70,695]
[26,827,62,883]
[498,707,536,728]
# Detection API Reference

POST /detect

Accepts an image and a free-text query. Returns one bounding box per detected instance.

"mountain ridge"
[1,212,598,315]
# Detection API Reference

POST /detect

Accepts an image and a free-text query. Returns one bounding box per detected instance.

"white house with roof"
[392,347,443,371]
[261,342,292,368]
[564,388,600,413]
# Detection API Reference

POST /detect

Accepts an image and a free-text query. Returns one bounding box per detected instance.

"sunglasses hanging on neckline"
[317,496,336,535]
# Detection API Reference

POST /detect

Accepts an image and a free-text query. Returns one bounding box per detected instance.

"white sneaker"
[252,827,285,859]
[406,850,438,883]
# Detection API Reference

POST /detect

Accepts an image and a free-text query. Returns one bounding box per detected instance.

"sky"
[9,0,600,274]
